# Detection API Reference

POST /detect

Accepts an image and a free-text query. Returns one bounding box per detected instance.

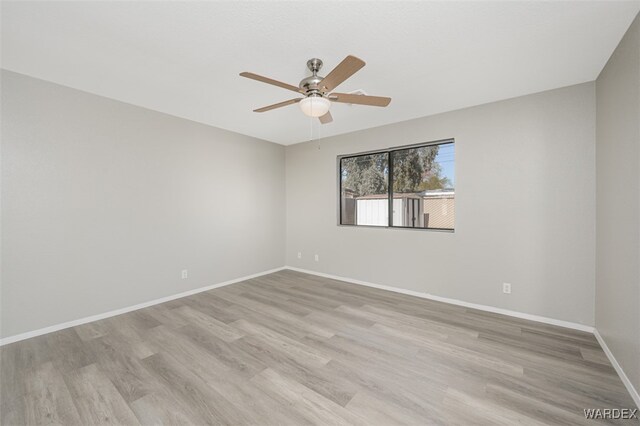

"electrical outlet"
[297,252,302,259]
[503,283,511,294]
[181,269,188,279]
[314,254,319,262]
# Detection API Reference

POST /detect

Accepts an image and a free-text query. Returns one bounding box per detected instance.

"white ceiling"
[2,1,639,145]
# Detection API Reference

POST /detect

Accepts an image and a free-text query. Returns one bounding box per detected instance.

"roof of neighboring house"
[356,193,423,200]
[355,189,455,200]
[422,188,455,198]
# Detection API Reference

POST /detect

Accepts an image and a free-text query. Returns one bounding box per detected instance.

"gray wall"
[1,70,285,339]
[1,63,618,341]
[596,12,640,396]
[286,82,596,326]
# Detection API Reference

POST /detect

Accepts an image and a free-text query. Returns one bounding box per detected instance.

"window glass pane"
[391,143,455,229]
[340,153,389,226]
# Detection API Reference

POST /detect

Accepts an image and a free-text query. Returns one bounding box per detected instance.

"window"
[339,140,455,230]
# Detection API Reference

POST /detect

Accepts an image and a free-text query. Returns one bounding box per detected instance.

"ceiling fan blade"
[240,72,301,93]
[330,93,391,107]
[253,98,301,113]
[318,55,365,93]
[318,111,333,124]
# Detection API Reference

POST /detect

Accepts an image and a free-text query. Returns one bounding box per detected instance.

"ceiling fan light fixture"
[299,96,330,117]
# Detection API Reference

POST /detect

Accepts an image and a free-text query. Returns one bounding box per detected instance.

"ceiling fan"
[240,55,391,124]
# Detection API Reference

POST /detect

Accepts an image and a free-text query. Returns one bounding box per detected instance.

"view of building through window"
[340,140,455,230]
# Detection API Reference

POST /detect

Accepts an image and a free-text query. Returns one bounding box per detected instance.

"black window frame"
[337,138,455,232]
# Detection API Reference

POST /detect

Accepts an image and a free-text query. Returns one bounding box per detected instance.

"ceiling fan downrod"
[299,58,325,95]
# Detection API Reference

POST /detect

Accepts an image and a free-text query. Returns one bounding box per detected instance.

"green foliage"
[341,154,387,197]
[417,161,452,191]
[392,149,424,193]
[341,145,449,197]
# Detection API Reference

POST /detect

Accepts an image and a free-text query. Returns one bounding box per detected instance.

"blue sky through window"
[435,143,455,187]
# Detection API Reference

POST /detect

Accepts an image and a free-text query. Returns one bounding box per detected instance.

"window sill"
[337,224,455,233]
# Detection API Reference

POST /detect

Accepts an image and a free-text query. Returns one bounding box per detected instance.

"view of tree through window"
[340,140,455,230]
[340,153,388,226]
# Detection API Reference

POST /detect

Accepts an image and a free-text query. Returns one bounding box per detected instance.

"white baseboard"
[284,266,595,333]
[285,266,640,408]
[0,266,286,346]
[594,329,640,409]
[2,265,637,410]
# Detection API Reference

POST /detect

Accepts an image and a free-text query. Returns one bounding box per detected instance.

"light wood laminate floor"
[1,270,636,425]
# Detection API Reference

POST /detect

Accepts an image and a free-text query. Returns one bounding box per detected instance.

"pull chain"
[309,115,321,150]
